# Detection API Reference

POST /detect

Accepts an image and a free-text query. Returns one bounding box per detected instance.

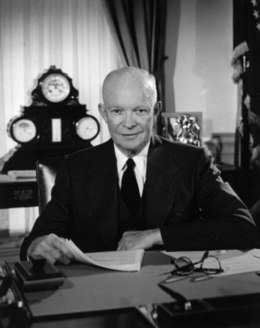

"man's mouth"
[122,132,140,138]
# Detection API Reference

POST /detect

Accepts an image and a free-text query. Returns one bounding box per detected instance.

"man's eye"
[135,108,148,115]
[111,108,123,114]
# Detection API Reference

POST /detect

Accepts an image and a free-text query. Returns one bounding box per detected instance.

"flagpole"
[241,55,251,171]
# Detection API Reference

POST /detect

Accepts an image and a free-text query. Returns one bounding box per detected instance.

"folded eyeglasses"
[170,251,223,276]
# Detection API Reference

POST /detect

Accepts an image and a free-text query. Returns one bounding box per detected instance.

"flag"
[232,0,260,172]
[232,0,260,117]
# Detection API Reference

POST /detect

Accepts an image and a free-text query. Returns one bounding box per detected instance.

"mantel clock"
[3,66,100,172]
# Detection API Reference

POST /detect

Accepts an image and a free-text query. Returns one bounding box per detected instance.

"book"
[65,239,145,272]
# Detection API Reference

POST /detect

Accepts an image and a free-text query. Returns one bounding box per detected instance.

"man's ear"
[98,103,108,123]
[153,101,162,117]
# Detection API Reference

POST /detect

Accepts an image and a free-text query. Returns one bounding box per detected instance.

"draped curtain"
[102,0,167,106]
[0,0,120,236]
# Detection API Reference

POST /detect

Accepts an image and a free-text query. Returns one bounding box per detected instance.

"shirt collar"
[114,142,150,173]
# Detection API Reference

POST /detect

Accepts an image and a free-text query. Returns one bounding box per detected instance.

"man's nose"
[123,111,136,128]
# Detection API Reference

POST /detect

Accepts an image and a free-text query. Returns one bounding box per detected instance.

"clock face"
[10,118,37,143]
[75,116,99,140]
[41,73,71,103]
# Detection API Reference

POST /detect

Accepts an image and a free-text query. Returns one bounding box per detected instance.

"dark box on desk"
[14,260,64,291]
[157,293,260,326]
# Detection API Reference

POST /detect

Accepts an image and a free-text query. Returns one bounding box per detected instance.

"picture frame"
[161,112,202,146]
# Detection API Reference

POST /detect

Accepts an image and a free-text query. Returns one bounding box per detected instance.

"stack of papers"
[65,239,145,272]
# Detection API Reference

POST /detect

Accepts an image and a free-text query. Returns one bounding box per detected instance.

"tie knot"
[126,158,135,169]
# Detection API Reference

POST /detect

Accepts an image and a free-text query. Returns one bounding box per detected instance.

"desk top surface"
[21,251,260,319]
[2,250,260,328]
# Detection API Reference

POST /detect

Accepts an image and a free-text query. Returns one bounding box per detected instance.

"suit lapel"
[88,139,118,192]
[84,139,119,222]
[144,136,179,227]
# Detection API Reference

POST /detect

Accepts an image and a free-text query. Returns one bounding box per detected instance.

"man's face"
[100,77,156,156]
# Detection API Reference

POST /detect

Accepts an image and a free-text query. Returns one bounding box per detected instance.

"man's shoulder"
[65,139,114,163]
[151,135,214,173]
[152,135,207,158]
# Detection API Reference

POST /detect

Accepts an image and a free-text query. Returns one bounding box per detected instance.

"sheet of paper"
[162,249,260,277]
[219,251,260,276]
[248,248,260,259]
[162,250,243,262]
[65,239,144,271]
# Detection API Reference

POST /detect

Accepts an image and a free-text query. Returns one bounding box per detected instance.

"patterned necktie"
[121,158,140,214]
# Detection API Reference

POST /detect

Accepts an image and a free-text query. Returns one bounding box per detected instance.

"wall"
[165,0,237,141]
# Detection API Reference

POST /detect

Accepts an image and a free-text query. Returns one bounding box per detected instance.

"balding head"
[102,66,157,108]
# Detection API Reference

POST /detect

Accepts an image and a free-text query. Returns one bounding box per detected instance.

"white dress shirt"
[114,142,150,196]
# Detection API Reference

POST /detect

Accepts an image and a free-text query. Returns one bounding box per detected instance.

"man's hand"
[117,229,163,251]
[28,233,74,265]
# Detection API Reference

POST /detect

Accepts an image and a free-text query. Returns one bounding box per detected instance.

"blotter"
[65,239,144,271]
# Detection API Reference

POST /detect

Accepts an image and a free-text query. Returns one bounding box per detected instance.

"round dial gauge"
[10,118,37,144]
[41,73,71,103]
[75,116,99,141]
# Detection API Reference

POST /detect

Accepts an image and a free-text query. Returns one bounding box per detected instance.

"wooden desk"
[1,251,260,328]
[0,177,38,209]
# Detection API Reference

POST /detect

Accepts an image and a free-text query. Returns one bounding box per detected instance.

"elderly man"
[21,66,258,264]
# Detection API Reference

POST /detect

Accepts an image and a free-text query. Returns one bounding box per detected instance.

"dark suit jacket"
[20,136,258,259]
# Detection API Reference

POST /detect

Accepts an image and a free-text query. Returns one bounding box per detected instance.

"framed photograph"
[161,112,202,146]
